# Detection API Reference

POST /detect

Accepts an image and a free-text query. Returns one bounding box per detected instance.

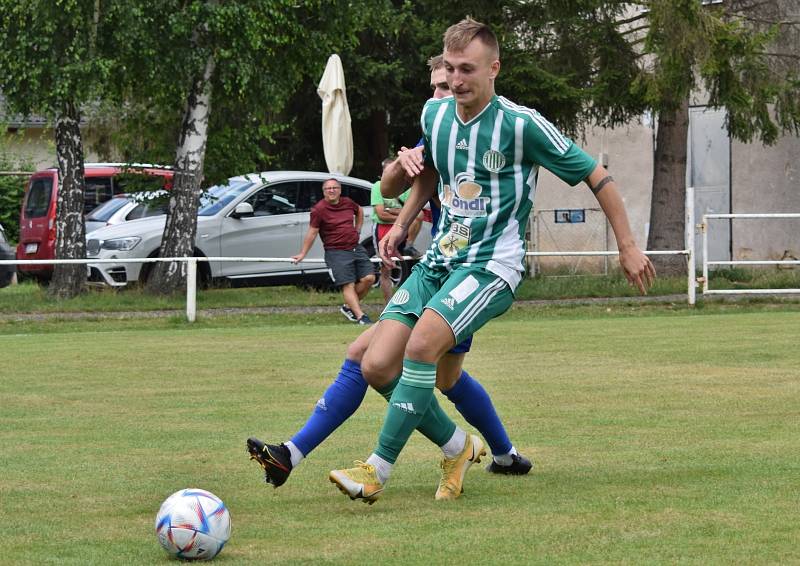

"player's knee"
[361,351,390,386]
[345,339,367,363]
[405,332,440,364]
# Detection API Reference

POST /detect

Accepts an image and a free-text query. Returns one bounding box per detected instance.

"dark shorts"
[324,245,374,287]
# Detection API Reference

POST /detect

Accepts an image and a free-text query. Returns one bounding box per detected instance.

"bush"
[0,127,34,243]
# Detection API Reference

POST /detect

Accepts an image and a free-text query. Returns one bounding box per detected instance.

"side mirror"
[231,202,254,219]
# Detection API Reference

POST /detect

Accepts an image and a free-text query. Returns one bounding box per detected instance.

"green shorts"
[380,262,513,345]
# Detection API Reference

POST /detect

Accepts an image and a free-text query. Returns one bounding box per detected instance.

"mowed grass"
[1,308,799,565]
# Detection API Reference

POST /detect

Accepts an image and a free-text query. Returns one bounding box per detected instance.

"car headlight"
[100,237,141,251]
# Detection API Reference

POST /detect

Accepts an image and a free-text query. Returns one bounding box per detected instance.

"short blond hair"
[443,17,499,59]
[427,54,443,71]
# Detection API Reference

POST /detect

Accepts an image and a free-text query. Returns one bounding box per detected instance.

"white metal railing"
[1,187,702,321]
[701,212,800,295]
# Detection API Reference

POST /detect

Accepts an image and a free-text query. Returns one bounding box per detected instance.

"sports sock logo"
[455,138,469,150]
[315,398,327,411]
[391,402,416,414]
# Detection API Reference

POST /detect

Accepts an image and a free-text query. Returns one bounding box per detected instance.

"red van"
[16,163,173,281]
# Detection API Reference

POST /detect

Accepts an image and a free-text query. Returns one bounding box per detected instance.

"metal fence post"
[186,258,197,323]
[686,186,696,306]
[701,216,709,294]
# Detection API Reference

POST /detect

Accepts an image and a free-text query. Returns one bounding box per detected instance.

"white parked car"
[84,191,169,235]
[86,171,428,288]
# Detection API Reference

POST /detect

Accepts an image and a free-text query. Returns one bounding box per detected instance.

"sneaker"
[329,461,384,505]
[339,304,358,322]
[435,434,486,500]
[357,314,373,325]
[485,453,533,475]
[403,245,422,259]
[246,437,292,488]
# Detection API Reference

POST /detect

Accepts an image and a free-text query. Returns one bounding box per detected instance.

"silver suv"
[86,171,412,287]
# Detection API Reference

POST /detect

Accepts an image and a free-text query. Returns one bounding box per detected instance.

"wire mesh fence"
[529,208,610,276]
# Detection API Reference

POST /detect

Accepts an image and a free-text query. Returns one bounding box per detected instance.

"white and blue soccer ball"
[155,488,231,561]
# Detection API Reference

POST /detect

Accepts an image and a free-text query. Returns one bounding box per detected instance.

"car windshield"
[198,181,255,216]
[86,197,131,221]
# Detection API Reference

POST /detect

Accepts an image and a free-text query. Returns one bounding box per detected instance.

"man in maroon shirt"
[292,178,375,324]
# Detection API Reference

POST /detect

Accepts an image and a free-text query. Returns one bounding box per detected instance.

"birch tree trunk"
[647,99,689,275]
[48,101,87,299]
[146,54,215,295]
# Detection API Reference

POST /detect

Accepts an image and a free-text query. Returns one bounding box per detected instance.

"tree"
[102,0,367,294]
[0,0,116,298]
[633,0,800,273]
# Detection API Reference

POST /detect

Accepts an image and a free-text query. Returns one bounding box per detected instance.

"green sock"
[376,359,455,464]
[376,375,456,449]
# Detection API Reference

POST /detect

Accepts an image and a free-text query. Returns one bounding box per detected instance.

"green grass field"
[2,306,799,564]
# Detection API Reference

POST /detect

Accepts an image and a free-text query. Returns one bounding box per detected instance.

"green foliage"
[101,0,371,184]
[0,0,116,118]
[0,128,34,243]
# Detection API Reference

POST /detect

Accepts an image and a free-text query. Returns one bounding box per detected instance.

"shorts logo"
[391,289,410,305]
[441,172,489,218]
[441,297,456,310]
[482,149,506,172]
[438,222,471,257]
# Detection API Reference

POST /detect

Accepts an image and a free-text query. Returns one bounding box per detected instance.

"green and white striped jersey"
[421,94,596,291]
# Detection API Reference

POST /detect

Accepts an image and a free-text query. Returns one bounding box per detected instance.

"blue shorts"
[449,335,473,354]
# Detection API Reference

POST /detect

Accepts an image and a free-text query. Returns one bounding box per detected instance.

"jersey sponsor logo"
[455,138,469,150]
[391,402,416,414]
[482,149,506,172]
[438,222,471,257]
[441,173,489,218]
[441,297,456,310]
[391,289,410,305]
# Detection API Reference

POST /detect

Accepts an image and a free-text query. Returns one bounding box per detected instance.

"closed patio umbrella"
[317,53,353,175]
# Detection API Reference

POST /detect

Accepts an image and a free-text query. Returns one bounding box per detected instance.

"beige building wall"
[5,126,101,171]
[532,120,654,272]
[731,134,800,261]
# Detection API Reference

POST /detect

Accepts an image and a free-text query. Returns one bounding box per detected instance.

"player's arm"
[379,167,437,266]
[585,165,655,294]
[292,226,319,263]
[381,146,426,198]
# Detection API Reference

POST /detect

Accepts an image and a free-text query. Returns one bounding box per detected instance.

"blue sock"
[443,370,513,456]
[290,359,368,457]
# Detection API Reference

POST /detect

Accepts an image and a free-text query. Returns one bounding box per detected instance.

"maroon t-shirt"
[310,197,360,250]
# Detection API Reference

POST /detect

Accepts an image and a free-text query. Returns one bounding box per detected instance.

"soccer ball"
[155,488,231,560]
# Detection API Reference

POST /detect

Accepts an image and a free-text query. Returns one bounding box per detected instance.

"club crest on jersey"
[482,149,506,173]
[441,173,488,218]
[437,222,471,257]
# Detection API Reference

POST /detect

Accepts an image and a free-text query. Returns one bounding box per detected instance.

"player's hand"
[379,224,409,268]
[291,253,305,264]
[619,246,656,295]
[397,146,425,179]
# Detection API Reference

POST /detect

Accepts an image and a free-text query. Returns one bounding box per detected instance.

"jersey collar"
[454,95,497,128]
